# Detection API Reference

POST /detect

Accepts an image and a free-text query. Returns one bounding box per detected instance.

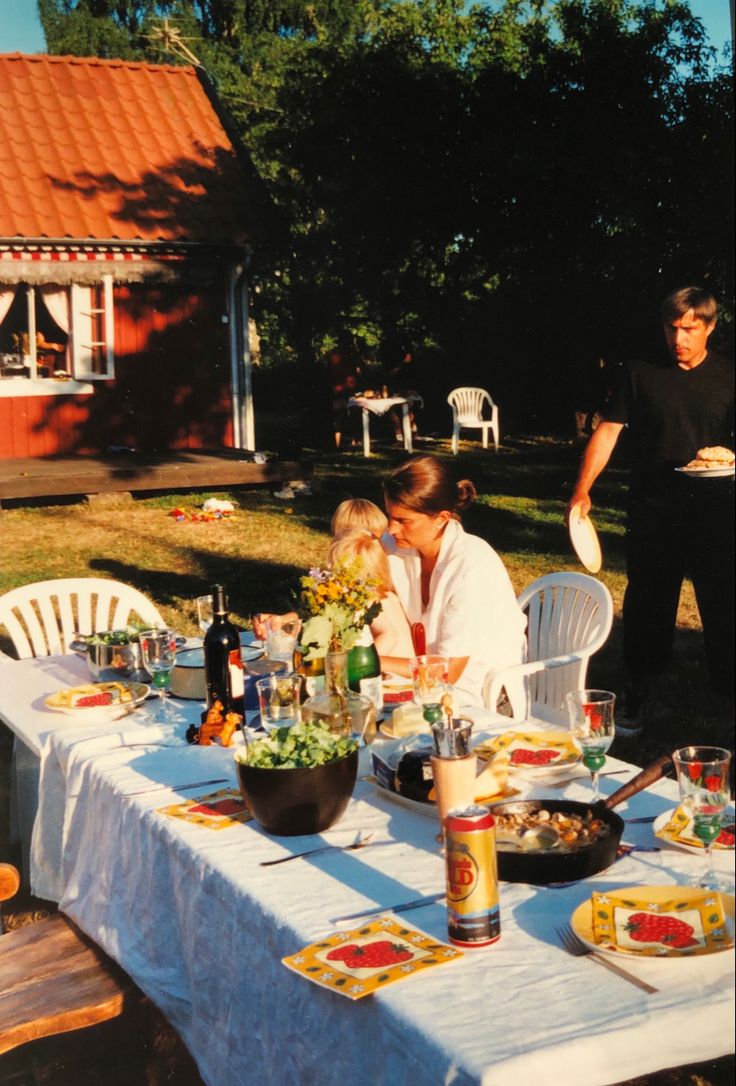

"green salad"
[87,623,149,646]
[235,720,357,769]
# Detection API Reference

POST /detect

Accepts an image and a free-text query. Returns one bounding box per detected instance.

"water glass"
[265,615,302,666]
[256,672,303,733]
[411,655,448,707]
[196,595,214,636]
[672,746,732,891]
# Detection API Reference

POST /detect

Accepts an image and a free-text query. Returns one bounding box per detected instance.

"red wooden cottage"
[0,52,260,460]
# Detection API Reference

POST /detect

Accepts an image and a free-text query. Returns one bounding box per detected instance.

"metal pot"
[488,754,672,885]
[85,639,149,683]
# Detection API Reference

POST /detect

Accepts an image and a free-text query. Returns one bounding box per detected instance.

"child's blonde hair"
[330,498,388,540]
[327,530,393,595]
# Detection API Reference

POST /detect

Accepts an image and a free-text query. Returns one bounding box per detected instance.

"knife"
[330,891,444,925]
[122,777,229,797]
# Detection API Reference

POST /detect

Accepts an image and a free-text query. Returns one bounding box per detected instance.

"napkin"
[656,805,735,850]
[158,788,252,829]
[475,730,579,769]
[282,918,463,1000]
[590,889,734,957]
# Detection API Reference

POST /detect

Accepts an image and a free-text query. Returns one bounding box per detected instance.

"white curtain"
[39,285,72,370]
[0,286,16,327]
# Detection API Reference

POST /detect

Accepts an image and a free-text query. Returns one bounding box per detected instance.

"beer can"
[445,803,500,947]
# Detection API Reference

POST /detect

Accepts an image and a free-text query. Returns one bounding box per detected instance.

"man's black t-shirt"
[604,349,734,504]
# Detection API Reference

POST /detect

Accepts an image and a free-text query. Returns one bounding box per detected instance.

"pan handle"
[603,753,673,810]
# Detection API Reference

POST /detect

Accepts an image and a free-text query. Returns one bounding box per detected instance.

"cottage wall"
[0,283,233,458]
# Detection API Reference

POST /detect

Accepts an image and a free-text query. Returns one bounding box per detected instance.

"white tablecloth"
[22,668,734,1086]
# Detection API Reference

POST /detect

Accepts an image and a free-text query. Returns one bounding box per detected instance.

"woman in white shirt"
[380,455,526,707]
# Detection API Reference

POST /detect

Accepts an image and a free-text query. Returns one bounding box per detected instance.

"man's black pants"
[623,487,735,696]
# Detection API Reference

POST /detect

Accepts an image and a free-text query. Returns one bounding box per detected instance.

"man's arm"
[566,421,624,521]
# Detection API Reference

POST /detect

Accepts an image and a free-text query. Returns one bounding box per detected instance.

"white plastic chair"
[482,572,614,725]
[0,577,164,659]
[447,387,500,453]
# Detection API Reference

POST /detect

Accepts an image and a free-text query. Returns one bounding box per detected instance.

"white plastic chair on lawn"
[0,577,164,659]
[447,387,500,454]
[482,572,614,726]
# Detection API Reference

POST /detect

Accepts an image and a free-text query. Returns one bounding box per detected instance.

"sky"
[0,0,732,54]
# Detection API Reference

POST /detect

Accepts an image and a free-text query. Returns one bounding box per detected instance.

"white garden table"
[348,394,423,456]
[1,652,734,1086]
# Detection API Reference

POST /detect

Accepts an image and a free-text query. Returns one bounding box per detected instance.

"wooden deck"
[0,450,311,504]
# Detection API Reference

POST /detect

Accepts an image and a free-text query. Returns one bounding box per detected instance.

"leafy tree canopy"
[40,0,734,431]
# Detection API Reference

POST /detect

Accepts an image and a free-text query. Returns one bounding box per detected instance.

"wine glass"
[411,655,449,710]
[140,629,178,723]
[196,595,213,637]
[672,746,732,891]
[565,689,616,802]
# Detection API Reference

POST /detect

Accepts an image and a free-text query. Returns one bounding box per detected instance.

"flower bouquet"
[299,559,382,660]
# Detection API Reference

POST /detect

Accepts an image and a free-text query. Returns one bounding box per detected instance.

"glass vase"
[303,650,375,742]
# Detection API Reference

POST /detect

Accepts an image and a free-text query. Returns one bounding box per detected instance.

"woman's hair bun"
[455,479,476,512]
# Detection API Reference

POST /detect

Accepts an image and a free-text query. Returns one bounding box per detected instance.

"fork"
[260,831,376,866]
[556,925,658,994]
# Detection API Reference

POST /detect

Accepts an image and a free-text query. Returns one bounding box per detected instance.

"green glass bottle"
[347,627,384,718]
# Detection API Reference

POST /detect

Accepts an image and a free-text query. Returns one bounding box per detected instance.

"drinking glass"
[265,615,302,667]
[411,655,449,709]
[256,672,303,733]
[140,629,178,723]
[196,595,213,636]
[565,689,616,802]
[672,746,732,891]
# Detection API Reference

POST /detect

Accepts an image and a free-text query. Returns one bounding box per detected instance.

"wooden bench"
[0,863,134,1055]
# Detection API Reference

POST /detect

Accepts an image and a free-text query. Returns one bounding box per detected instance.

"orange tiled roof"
[0,52,255,245]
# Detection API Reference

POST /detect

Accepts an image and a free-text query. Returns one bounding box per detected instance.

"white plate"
[675,465,735,478]
[45,681,150,720]
[568,508,602,573]
[653,808,735,854]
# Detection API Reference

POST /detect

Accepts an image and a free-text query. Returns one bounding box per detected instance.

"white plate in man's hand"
[568,508,602,573]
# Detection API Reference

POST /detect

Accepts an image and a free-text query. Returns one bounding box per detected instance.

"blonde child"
[330,498,388,540]
[327,529,413,659]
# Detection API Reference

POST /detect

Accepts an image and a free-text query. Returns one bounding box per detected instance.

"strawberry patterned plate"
[571,886,735,959]
[45,681,150,720]
[282,916,463,999]
[653,807,735,853]
[475,730,581,776]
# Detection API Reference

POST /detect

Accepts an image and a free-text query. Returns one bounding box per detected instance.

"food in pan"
[492,807,611,852]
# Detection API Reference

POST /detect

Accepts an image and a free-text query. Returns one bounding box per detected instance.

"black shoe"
[616,685,648,738]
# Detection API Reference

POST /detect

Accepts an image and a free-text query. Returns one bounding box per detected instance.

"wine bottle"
[203,585,244,715]
[347,627,383,717]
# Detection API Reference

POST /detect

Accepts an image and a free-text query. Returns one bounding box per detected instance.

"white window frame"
[71,275,115,380]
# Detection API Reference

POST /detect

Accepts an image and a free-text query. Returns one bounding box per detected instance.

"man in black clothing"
[567,287,734,736]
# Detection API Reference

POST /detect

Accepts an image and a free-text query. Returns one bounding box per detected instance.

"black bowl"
[236,749,359,836]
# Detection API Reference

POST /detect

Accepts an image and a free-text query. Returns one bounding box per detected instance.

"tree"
[40,1,733,431]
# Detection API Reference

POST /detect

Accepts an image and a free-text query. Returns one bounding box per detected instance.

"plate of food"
[379,702,433,739]
[653,807,735,853]
[370,738,515,819]
[381,678,415,713]
[44,681,150,720]
[571,886,735,958]
[675,446,735,478]
[475,730,582,775]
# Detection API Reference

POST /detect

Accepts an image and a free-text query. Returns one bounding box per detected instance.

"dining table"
[1,648,734,1086]
[347,394,423,456]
